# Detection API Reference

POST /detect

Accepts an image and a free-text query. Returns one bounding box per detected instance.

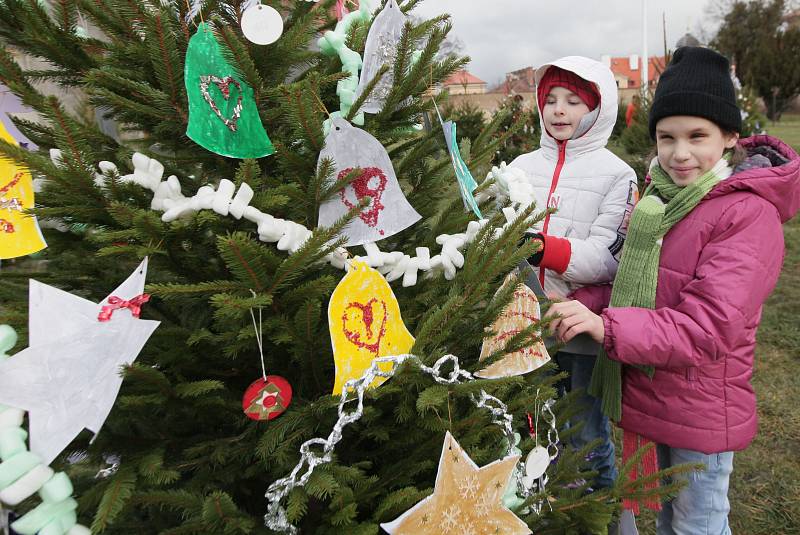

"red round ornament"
[242,375,292,421]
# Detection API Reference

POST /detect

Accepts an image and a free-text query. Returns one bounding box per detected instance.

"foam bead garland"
[52,150,535,288]
[0,326,90,535]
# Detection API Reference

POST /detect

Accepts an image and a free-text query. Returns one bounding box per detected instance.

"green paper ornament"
[184,23,275,159]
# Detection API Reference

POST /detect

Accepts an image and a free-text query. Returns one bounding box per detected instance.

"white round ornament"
[520,445,551,488]
[241,3,284,45]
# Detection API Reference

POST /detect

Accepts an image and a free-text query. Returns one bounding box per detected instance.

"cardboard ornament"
[353,0,406,114]
[475,273,550,379]
[381,432,531,535]
[0,120,46,260]
[328,259,414,395]
[317,117,420,246]
[184,23,275,159]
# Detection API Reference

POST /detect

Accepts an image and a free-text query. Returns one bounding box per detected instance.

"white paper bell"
[317,117,421,246]
[353,0,406,114]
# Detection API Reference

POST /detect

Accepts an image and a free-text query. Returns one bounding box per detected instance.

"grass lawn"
[766,112,800,152]
[612,114,800,534]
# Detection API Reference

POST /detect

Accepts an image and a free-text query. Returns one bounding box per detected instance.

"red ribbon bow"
[98,294,151,322]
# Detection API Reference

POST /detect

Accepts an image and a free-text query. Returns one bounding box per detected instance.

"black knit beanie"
[649,47,741,139]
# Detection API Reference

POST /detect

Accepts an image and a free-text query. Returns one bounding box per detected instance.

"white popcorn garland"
[263,353,556,534]
[50,150,534,287]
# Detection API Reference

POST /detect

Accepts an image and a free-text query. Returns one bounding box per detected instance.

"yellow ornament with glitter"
[0,120,46,259]
[328,259,414,395]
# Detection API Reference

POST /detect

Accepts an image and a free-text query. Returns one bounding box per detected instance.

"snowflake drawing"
[459,473,479,499]
[440,504,461,533]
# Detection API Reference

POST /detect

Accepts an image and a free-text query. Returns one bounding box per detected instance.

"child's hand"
[544,300,605,344]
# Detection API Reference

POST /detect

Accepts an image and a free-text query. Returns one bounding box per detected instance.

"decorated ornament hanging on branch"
[317,117,420,246]
[240,2,284,45]
[0,120,46,260]
[242,298,293,421]
[354,0,405,114]
[0,258,159,464]
[381,432,532,535]
[184,23,275,159]
[328,259,414,394]
[475,272,550,380]
[434,101,482,218]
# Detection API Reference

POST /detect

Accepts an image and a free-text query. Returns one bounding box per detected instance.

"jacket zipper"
[539,140,567,288]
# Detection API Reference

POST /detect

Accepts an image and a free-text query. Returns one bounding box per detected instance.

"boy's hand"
[544,300,605,344]
[521,232,545,266]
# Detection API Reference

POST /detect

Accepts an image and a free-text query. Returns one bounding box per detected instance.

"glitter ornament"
[354,0,406,114]
[317,117,420,246]
[184,23,274,159]
[0,120,46,260]
[242,376,292,421]
[328,259,414,395]
[381,432,531,535]
[240,3,283,45]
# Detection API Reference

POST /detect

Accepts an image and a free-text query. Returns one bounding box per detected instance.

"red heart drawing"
[341,298,388,355]
[338,167,388,235]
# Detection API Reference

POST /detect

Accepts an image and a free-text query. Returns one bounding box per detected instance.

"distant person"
[625,94,641,127]
[547,47,800,534]
[509,56,638,495]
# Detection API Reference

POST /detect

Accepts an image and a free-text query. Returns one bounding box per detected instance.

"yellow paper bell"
[0,120,46,260]
[328,259,414,395]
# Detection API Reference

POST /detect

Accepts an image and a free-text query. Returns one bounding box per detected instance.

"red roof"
[607,55,667,89]
[443,70,486,87]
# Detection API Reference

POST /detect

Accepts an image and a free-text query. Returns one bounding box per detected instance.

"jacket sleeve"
[601,198,784,369]
[561,167,638,285]
[569,284,612,315]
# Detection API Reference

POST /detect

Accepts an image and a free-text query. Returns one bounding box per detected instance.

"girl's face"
[542,86,592,141]
[655,116,739,186]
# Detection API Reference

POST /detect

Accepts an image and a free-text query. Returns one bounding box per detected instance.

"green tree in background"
[0,0,676,532]
[713,0,800,120]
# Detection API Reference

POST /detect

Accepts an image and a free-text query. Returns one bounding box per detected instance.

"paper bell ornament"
[317,117,421,246]
[184,23,275,159]
[353,0,406,114]
[381,431,531,535]
[328,259,414,395]
[475,273,550,379]
[0,120,46,260]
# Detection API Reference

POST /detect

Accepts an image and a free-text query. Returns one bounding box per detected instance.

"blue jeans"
[555,352,617,489]
[656,444,734,535]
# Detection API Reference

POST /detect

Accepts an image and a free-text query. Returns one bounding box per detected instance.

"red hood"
[707,135,800,223]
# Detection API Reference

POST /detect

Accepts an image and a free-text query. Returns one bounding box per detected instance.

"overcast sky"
[413,0,715,87]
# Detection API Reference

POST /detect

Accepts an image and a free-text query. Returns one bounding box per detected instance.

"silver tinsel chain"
[264,353,553,533]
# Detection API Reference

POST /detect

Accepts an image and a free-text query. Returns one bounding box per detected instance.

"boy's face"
[542,86,592,141]
[655,116,739,186]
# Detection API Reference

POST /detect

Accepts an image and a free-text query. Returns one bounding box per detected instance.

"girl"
[545,46,800,534]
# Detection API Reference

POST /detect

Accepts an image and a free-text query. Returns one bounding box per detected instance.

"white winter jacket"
[509,56,637,298]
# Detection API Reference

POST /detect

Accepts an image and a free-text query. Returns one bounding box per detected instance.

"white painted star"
[0,258,159,464]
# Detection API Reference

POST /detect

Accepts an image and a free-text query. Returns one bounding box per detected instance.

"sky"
[413,0,715,87]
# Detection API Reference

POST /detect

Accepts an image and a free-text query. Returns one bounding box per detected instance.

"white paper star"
[0,258,159,464]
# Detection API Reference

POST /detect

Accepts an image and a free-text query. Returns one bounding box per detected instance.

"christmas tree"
[0,0,676,533]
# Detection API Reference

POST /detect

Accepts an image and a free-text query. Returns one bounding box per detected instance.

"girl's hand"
[544,300,605,344]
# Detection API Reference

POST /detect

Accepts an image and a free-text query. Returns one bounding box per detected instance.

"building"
[602,54,668,103]
[441,70,487,95]
[496,67,536,95]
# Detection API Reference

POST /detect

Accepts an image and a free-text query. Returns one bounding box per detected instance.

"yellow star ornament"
[381,431,532,535]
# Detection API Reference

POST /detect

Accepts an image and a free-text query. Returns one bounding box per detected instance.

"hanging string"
[249,289,267,381]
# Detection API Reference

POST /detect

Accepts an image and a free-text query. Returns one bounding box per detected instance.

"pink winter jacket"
[573,135,800,454]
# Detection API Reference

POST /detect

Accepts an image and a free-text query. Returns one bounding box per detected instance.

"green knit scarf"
[588,156,732,421]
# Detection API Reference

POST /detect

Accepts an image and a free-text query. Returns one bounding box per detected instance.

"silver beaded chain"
[263,353,559,533]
